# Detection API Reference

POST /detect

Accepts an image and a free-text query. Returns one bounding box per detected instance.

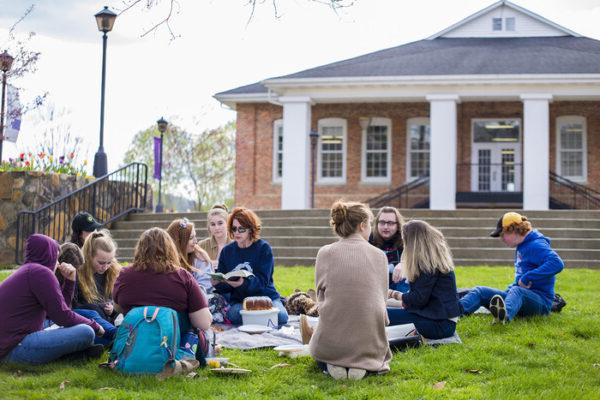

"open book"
[208,269,254,282]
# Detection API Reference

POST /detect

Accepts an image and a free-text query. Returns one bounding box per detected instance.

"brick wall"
[235,101,600,210]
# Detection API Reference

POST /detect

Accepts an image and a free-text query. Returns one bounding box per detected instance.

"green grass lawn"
[1,266,599,400]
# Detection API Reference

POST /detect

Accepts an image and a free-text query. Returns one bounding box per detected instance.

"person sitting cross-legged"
[459,212,564,324]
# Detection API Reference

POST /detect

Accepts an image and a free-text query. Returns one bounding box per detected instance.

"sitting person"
[70,211,102,248]
[198,204,232,269]
[214,207,288,326]
[0,234,104,364]
[309,201,392,380]
[369,206,409,293]
[166,218,213,292]
[460,212,564,323]
[113,228,212,358]
[387,220,460,340]
[73,230,120,338]
[58,243,116,346]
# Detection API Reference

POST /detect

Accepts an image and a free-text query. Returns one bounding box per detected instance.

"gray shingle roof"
[216,36,600,96]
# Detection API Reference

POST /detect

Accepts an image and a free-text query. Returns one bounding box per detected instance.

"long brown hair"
[166,218,196,272]
[132,228,181,274]
[80,230,120,303]
[329,200,373,238]
[401,220,454,282]
[371,206,405,249]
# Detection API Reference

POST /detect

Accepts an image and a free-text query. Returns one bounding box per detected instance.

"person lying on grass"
[459,212,564,324]
[387,220,461,340]
[0,234,105,365]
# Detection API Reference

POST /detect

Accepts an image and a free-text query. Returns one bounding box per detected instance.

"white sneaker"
[347,368,367,380]
[326,364,348,380]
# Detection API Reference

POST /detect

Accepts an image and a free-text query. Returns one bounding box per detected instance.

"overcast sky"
[1,0,599,171]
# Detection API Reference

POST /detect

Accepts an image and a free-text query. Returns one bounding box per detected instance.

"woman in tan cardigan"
[309,200,392,380]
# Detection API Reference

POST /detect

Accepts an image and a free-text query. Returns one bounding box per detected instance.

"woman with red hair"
[214,207,288,326]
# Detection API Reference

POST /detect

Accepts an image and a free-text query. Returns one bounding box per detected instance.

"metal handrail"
[15,162,148,263]
[367,175,430,208]
[549,171,600,209]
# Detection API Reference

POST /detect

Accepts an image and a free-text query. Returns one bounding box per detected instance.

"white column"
[521,94,552,210]
[280,96,312,209]
[427,94,459,210]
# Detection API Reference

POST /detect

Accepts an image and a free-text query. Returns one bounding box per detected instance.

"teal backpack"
[108,306,183,374]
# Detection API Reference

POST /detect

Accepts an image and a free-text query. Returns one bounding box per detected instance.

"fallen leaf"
[593,363,600,367]
[270,363,290,369]
[59,380,69,391]
[465,369,482,374]
[186,372,198,379]
[433,381,446,390]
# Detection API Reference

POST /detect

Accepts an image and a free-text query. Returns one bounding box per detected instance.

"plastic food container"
[239,308,279,328]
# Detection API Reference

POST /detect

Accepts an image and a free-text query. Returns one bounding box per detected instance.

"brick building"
[215,0,600,210]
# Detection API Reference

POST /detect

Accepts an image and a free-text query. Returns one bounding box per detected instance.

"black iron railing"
[550,171,600,210]
[15,162,148,263]
[367,175,430,208]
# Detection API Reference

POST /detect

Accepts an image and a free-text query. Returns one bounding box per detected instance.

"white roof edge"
[426,0,581,40]
[264,74,600,87]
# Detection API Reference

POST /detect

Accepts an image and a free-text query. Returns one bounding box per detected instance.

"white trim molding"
[361,117,392,184]
[556,115,587,183]
[317,118,347,185]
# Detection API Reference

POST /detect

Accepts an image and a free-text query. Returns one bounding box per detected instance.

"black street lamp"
[0,50,14,164]
[155,117,168,213]
[309,129,320,209]
[92,6,117,178]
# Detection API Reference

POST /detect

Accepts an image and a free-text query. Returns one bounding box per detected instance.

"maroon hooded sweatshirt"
[0,234,100,359]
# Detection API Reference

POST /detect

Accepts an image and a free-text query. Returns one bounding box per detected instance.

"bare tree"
[116,0,354,40]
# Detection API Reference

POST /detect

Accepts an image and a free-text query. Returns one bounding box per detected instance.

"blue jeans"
[3,324,95,365]
[459,286,551,321]
[387,308,456,339]
[227,298,289,326]
[74,309,116,346]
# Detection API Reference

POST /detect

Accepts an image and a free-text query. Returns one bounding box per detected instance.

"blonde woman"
[198,204,232,268]
[388,220,460,339]
[309,201,392,381]
[72,230,120,346]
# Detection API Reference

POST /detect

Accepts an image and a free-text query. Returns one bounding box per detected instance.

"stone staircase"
[110,209,600,268]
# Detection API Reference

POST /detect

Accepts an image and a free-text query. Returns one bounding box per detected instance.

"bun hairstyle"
[211,204,228,212]
[505,215,532,236]
[330,200,373,238]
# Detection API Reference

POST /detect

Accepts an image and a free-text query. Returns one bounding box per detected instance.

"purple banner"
[153,136,162,180]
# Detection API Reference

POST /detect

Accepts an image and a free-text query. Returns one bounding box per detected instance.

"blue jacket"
[510,230,564,304]
[402,270,460,320]
[215,239,280,303]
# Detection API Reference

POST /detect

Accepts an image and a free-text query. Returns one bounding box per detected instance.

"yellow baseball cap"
[490,212,524,237]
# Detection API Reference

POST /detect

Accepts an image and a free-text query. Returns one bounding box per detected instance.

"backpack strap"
[143,306,161,322]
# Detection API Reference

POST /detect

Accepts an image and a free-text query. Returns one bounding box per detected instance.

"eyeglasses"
[231,226,249,233]
[378,220,398,227]
[180,218,190,229]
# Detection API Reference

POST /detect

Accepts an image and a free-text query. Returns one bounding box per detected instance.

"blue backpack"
[108,306,182,374]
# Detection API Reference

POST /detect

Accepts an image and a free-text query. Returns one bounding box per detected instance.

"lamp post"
[155,117,168,213]
[92,6,117,178]
[309,129,319,209]
[0,50,14,164]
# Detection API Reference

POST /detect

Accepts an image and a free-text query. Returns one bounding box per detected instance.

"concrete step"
[446,237,600,250]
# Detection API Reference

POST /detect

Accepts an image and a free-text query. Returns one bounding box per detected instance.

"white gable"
[428,1,580,40]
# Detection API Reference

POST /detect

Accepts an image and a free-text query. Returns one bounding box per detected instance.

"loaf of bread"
[243,296,273,311]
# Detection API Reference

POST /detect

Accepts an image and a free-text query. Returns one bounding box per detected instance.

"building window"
[492,17,502,31]
[362,117,391,183]
[272,119,283,183]
[318,118,346,184]
[505,17,515,31]
[406,118,430,180]
[556,116,587,182]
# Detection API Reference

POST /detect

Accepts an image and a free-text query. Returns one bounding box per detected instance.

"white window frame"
[361,117,392,184]
[492,17,502,31]
[272,119,283,184]
[317,118,347,185]
[556,116,587,183]
[406,117,430,182]
[505,17,515,31]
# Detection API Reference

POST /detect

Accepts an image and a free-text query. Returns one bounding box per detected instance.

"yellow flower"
[83,160,88,166]
[49,155,54,162]
[207,360,221,368]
